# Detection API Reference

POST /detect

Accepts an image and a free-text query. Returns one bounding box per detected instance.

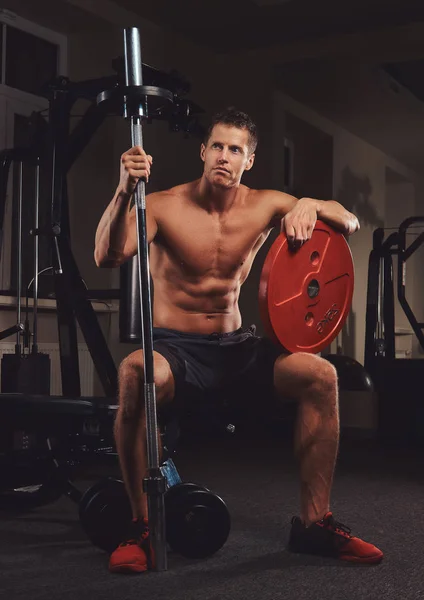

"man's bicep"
[272,190,298,219]
[263,190,297,226]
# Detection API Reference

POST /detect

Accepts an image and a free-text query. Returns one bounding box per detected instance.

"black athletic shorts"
[152,324,282,427]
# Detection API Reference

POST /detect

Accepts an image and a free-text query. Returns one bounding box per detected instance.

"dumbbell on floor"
[78,471,231,559]
[164,481,231,559]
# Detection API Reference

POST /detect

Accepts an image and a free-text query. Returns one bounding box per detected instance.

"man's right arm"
[94,146,156,268]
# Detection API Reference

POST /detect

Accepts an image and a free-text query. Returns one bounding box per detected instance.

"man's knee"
[274,352,338,398]
[117,350,175,418]
[307,354,338,390]
[118,350,143,382]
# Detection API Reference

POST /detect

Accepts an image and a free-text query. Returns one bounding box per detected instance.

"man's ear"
[244,153,255,171]
[200,143,206,162]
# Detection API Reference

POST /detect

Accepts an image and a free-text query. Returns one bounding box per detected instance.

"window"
[5,25,58,96]
[0,9,67,295]
[0,9,67,87]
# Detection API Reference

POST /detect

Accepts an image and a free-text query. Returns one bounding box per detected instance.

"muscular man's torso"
[148,180,278,334]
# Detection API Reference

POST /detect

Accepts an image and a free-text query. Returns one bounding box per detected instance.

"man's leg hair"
[114,350,175,520]
[274,353,339,525]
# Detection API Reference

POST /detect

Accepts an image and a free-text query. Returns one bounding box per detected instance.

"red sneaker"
[288,512,383,564]
[109,518,152,574]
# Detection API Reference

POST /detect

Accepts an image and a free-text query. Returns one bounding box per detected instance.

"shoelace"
[325,516,352,537]
[119,525,149,547]
[291,515,353,537]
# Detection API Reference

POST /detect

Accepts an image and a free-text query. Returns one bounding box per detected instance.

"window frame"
[0,8,68,87]
[0,9,68,293]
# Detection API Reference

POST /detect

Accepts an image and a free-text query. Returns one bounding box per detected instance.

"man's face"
[200,124,255,188]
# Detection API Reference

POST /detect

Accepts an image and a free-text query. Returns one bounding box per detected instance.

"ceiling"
[115,0,424,55]
[5,0,424,172]
[111,0,424,173]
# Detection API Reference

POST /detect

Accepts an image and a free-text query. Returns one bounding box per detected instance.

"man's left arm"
[312,198,359,236]
[270,191,359,247]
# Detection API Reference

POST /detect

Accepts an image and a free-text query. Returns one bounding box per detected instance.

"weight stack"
[1,352,51,395]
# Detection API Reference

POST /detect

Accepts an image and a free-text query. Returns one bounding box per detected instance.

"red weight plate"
[258,220,354,354]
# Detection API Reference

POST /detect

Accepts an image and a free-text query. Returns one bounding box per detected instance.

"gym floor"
[1,426,423,600]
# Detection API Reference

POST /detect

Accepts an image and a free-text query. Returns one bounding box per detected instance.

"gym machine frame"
[364,216,424,444]
[0,46,202,399]
[0,29,206,569]
[364,215,424,370]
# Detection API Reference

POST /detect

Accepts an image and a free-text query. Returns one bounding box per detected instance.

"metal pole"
[123,26,167,572]
[32,160,40,351]
[16,161,23,352]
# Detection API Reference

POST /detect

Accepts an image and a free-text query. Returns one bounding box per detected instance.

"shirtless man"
[95,107,383,573]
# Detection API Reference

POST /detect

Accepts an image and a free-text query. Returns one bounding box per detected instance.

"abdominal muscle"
[152,274,244,334]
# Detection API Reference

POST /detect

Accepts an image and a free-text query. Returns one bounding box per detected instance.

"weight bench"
[0,393,118,506]
[0,391,231,496]
[0,392,232,559]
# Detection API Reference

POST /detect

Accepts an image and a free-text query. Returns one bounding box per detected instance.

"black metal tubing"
[48,83,72,230]
[56,234,117,398]
[380,231,399,254]
[43,77,119,397]
[365,230,401,370]
[0,151,37,345]
[383,251,395,359]
[397,217,424,353]
[364,229,395,369]
[66,100,111,171]
[0,324,24,342]
[0,149,37,241]
[365,217,424,372]
[47,84,82,396]
[404,232,424,261]
[364,247,380,372]
[0,154,12,238]
[123,26,167,572]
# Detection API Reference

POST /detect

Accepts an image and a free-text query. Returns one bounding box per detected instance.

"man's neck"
[195,176,239,214]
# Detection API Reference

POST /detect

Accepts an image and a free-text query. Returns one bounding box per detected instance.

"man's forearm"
[313,199,359,236]
[94,188,132,267]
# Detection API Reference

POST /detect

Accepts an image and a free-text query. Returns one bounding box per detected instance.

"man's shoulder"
[244,187,293,204]
[243,188,298,225]
[146,182,198,223]
[147,181,196,202]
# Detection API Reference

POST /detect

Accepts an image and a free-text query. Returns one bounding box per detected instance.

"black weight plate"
[79,478,132,554]
[164,481,208,506]
[166,488,231,559]
[78,477,125,521]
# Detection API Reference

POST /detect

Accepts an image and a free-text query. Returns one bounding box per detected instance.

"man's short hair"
[204,107,258,154]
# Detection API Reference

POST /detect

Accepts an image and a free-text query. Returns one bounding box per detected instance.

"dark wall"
[285,111,334,199]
